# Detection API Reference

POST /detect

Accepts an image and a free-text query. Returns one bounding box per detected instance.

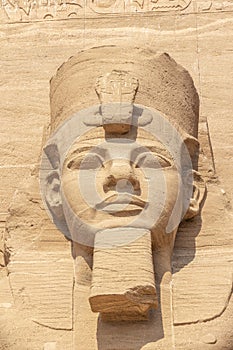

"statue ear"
[184,170,206,220]
[183,135,199,161]
[45,170,64,219]
[44,142,60,169]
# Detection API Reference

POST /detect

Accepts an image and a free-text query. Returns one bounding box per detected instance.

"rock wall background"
[0,2,233,349]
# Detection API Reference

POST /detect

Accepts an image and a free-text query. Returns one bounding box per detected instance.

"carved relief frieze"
[2,0,233,27]
[86,0,192,14]
[0,0,84,22]
[0,0,192,22]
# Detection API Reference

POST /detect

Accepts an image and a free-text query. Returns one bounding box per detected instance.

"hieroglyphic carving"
[0,0,83,22]
[197,0,233,12]
[149,0,191,12]
[0,0,192,21]
[87,0,192,14]
[2,0,233,21]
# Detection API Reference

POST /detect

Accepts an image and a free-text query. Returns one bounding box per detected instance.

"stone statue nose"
[103,160,140,193]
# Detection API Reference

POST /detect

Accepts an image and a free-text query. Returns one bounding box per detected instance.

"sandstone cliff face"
[0,2,233,349]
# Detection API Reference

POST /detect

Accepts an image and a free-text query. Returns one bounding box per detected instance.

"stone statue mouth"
[95,194,147,213]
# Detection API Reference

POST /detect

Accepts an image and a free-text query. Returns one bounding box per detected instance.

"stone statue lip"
[95,193,147,212]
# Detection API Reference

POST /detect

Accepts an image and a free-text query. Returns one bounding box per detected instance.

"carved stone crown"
[95,70,139,104]
[50,46,199,139]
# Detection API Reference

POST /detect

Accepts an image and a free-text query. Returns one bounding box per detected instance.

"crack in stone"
[32,319,73,331]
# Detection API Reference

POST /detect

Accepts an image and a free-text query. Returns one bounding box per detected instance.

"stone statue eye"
[135,152,171,169]
[68,153,103,170]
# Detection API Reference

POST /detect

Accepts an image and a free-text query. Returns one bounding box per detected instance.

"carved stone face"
[44,55,205,250]
[61,126,182,246]
[41,49,206,322]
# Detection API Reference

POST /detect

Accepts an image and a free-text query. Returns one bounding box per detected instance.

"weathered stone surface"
[44,343,57,350]
[1,176,74,349]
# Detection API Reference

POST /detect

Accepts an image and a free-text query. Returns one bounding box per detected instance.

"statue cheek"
[62,172,79,193]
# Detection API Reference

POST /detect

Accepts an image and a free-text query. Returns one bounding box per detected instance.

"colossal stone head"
[40,46,206,321]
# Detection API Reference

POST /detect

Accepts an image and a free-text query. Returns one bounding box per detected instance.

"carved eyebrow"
[66,143,173,165]
[67,146,92,158]
[131,145,173,161]
[66,145,107,159]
